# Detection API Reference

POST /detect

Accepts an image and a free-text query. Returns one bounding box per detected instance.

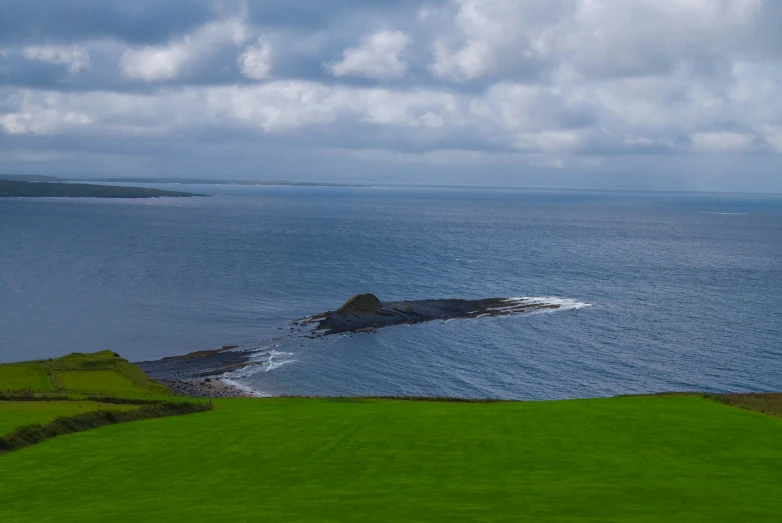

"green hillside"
[1,395,780,522]
[0,351,171,397]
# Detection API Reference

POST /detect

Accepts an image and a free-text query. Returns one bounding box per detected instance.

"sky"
[1,0,782,192]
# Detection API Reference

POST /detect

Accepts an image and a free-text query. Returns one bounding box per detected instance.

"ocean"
[1,185,780,399]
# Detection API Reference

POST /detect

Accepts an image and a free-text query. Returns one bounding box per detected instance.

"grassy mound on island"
[1,395,781,522]
[337,293,382,313]
[0,350,171,397]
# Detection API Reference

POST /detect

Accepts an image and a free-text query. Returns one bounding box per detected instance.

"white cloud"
[238,39,272,80]
[22,45,91,74]
[431,39,494,81]
[0,71,774,159]
[120,44,191,81]
[0,110,92,135]
[3,0,782,187]
[120,18,248,81]
[429,0,768,82]
[328,30,411,80]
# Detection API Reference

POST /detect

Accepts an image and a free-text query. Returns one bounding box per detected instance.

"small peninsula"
[0,179,200,198]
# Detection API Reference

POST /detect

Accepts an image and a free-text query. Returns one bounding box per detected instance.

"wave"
[220,347,297,395]
[504,296,593,312]
[265,349,297,372]
[700,212,747,216]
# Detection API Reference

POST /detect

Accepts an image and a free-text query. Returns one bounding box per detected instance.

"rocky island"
[139,293,588,396]
[297,293,566,334]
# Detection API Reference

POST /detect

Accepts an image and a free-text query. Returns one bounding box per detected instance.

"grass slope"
[0,401,211,453]
[0,351,171,396]
[1,395,780,522]
[0,401,138,436]
[0,364,53,392]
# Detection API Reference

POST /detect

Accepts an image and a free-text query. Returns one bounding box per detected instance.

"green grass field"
[0,351,170,396]
[0,364,53,392]
[0,401,138,436]
[55,370,160,396]
[1,395,780,522]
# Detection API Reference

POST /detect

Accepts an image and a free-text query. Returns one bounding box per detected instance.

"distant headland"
[62,176,371,188]
[0,173,369,197]
[0,178,200,198]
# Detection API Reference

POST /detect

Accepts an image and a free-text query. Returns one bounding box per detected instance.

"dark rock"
[310,295,562,335]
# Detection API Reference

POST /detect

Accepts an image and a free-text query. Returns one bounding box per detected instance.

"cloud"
[120,45,191,82]
[328,30,411,80]
[429,0,769,82]
[4,67,777,159]
[120,18,248,81]
[238,39,272,80]
[22,45,91,74]
[2,0,782,190]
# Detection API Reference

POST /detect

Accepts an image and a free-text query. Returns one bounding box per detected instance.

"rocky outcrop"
[298,294,562,335]
[139,294,586,386]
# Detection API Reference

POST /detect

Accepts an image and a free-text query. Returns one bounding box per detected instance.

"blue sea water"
[1,185,780,399]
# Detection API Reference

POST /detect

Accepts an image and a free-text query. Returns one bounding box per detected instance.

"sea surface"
[1,185,781,399]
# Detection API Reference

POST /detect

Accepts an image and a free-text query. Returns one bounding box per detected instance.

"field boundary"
[0,392,166,404]
[0,401,212,454]
[705,393,782,419]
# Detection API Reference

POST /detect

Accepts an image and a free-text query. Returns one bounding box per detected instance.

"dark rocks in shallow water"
[308,296,563,335]
[139,294,587,391]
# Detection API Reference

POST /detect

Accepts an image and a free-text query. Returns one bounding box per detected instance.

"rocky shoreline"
[139,345,264,398]
[156,377,256,398]
[139,293,588,397]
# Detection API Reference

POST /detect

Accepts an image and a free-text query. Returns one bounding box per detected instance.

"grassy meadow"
[0,350,170,397]
[0,400,139,435]
[1,394,781,522]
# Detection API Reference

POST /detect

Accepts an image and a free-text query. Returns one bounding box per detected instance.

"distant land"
[0,174,62,182]
[0,174,369,189]
[75,177,371,187]
[0,179,199,198]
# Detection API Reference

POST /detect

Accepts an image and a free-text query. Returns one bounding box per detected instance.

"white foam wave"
[265,349,297,372]
[220,347,297,395]
[700,212,747,216]
[505,296,593,312]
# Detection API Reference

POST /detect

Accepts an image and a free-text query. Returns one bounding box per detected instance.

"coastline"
[137,345,266,399]
[156,377,259,398]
